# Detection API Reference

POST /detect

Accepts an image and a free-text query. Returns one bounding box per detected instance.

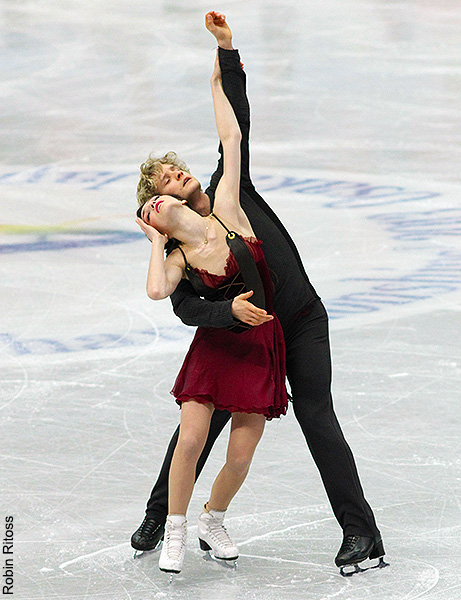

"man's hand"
[136,217,168,245]
[205,11,233,50]
[231,290,274,327]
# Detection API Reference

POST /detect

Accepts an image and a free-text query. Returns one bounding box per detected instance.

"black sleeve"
[208,47,254,199]
[170,279,237,328]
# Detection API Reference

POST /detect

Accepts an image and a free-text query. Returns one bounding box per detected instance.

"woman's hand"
[136,217,168,245]
[205,11,233,50]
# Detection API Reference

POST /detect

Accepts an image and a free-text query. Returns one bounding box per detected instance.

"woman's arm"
[136,218,184,300]
[205,12,252,191]
[210,52,242,218]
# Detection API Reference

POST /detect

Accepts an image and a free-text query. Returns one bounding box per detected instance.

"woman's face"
[140,195,183,231]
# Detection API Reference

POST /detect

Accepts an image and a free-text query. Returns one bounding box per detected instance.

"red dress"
[171,237,287,420]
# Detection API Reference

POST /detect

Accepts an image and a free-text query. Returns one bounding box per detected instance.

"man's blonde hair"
[136,151,191,208]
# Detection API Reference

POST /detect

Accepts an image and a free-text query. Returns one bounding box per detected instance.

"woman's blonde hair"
[136,151,191,208]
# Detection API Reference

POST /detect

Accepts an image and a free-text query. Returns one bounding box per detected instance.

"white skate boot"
[158,515,187,577]
[198,506,238,564]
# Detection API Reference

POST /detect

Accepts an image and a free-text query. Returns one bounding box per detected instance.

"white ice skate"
[198,506,238,567]
[158,515,187,579]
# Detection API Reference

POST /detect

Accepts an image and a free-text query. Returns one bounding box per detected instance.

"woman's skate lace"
[165,525,186,560]
[206,517,235,548]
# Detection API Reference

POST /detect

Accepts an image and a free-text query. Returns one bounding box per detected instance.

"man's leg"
[131,408,231,551]
[285,301,384,565]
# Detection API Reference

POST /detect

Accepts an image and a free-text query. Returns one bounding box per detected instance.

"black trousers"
[145,300,381,539]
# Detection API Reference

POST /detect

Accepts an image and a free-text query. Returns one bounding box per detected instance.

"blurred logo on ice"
[1,165,460,353]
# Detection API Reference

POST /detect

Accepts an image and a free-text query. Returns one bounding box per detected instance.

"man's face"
[155,164,201,200]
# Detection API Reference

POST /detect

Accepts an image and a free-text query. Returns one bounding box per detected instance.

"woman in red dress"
[136,35,287,576]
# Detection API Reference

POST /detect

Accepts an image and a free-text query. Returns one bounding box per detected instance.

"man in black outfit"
[132,11,386,572]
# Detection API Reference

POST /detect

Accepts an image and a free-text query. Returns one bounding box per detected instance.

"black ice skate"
[131,517,165,558]
[335,535,389,577]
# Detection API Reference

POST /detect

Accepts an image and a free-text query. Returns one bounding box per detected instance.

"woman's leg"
[144,409,231,523]
[168,400,214,515]
[197,412,265,561]
[207,412,266,510]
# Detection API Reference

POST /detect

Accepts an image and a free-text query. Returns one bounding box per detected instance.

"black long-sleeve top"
[170,48,319,331]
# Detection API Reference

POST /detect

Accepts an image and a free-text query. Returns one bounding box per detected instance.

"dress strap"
[177,245,189,268]
[176,245,210,297]
[211,213,266,311]
[211,213,231,233]
[211,213,239,241]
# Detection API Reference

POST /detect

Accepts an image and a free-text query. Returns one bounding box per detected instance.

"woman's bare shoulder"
[166,246,186,266]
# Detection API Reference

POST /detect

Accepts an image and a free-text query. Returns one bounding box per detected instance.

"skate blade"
[202,550,238,570]
[159,568,181,584]
[133,541,163,559]
[340,557,389,577]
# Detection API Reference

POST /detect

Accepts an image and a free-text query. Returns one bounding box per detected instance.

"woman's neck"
[169,210,215,251]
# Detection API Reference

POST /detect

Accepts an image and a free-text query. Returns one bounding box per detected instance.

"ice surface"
[1,1,460,599]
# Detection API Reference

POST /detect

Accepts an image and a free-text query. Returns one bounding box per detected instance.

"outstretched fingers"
[231,291,274,326]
